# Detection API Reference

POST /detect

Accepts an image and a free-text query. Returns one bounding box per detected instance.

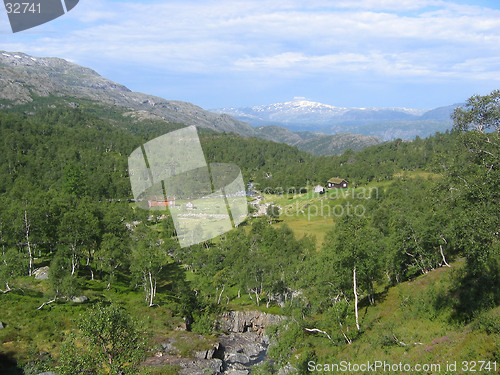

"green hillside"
[0,91,499,375]
[296,132,383,156]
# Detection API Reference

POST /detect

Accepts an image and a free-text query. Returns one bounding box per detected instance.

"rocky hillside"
[144,310,284,375]
[0,51,383,155]
[297,132,383,156]
[253,125,383,155]
[0,51,256,137]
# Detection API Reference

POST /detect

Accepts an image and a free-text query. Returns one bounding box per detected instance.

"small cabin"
[147,196,175,208]
[326,177,348,189]
[314,185,325,194]
[148,200,168,208]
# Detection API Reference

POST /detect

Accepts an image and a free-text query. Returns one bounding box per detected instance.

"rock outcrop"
[144,355,224,375]
[215,311,285,374]
[144,311,284,374]
[144,334,223,375]
[33,266,49,280]
[71,296,88,303]
[0,51,256,138]
[218,332,268,375]
[216,310,284,335]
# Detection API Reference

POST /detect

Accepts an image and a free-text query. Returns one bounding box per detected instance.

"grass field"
[258,182,388,248]
[258,174,440,249]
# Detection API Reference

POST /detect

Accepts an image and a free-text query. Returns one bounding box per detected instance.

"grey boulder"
[33,266,50,280]
[71,296,88,303]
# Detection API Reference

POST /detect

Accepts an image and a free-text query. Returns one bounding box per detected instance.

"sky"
[1,0,500,110]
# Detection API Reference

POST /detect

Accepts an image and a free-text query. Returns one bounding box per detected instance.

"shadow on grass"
[360,287,390,313]
[0,352,23,375]
[154,262,198,316]
[156,262,193,296]
[448,268,500,324]
[15,288,44,299]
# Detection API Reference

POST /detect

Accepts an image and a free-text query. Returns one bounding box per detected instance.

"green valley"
[0,90,498,375]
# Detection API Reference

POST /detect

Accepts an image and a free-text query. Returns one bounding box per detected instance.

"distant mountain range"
[214,98,459,141]
[254,125,383,156]
[0,51,456,156]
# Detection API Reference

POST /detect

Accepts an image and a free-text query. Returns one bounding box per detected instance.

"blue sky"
[1,0,500,110]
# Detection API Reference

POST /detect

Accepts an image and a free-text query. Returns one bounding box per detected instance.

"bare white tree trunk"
[353,266,360,331]
[339,322,352,344]
[71,250,77,276]
[149,271,155,307]
[305,328,335,344]
[1,282,11,293]
[24,210,33,276]
[440,245,451,267]
[217,284,225,305]
[37,295,60,310]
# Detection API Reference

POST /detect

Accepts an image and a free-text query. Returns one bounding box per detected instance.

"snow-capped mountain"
[215,98,429,126]
[214,98,457,140]
[0,51,383,155]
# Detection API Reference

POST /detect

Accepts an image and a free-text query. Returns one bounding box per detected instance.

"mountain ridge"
[0,51,390,155]
[218,97,428,120]
[254,125,383,156]
[214,98,458,140]
[0,51,257,137]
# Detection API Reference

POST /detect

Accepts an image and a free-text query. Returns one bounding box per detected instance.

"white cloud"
[331,0,445,11]
[1,0,500,106]
[234,52,371,70]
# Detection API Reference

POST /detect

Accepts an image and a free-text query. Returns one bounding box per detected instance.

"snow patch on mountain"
[214,98,429,126]
[213,98,456,141]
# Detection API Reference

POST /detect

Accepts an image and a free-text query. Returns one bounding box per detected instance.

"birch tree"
[0,248,25,293]
[58,204,99,276]
[130,225,170,307]
[448,91,500,318]
[323,213,383,332]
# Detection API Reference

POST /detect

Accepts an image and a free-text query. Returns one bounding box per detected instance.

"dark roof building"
[326,177,348,189]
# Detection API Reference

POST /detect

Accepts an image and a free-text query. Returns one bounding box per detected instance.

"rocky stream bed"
[144,311,284,375]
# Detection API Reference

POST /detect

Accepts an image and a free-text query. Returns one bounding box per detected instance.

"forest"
[0,90,498,374]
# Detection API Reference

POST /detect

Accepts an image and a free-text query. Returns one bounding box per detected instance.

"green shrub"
[191,313,214,335]
[472,308,500,335]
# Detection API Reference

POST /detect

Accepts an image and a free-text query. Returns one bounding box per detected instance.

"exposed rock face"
[0,51,256,137]
[215,311,285,374]
[216,311,285,335]
[144,311,284,374]
[145,334,223,375]
[144,355,223,375]
[33,266,49,280]
[219,332,268,375]
[194,342,220,360]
